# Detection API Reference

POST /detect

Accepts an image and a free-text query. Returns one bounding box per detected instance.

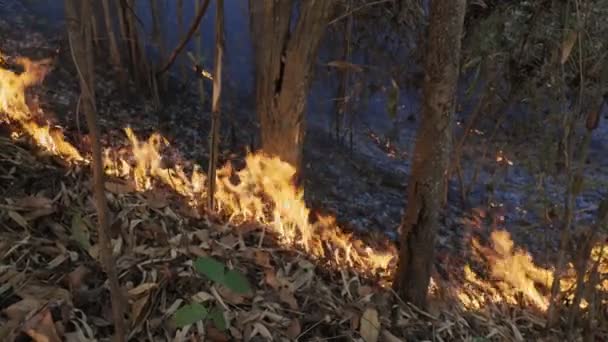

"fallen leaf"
[206,325,230,342]
[279,287,299,310]
[217,286,246,305]
[561,30,578,64]
[128,282,157,297]
[4,298,41,321]
[173,303,208,328]
[15,195,53,210]
[131,293,150,324]
[381,329,403,342]
[264,269,280,290]
[8,210,29,228]
[254,250,272,268]
[360,307,380,342]
[70,214,91,251]
[66,265,90,291]
[145,191,168,208]
[22,306,62,342]
[285,319,301,339]
[105,180,136,194]
[357,285,374,298]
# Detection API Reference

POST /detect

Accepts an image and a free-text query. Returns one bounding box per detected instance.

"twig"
[156,0,211,76]
[328,0,394,26]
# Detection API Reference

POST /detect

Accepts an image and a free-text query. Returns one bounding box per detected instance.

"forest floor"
[1,3,608,342]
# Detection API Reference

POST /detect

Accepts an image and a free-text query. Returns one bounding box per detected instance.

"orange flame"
[0,51,83,162]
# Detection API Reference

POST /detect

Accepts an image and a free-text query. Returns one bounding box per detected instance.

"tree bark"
[65,1,126,340]
[249,0,332,171]
[101,0,127,92]
[393,0,466,308]
[207,0,224,210]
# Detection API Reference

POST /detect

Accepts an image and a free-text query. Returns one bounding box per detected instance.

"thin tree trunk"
[149,0,167,93]
[64,1,126,340]
[176,0,186,82]
[334,0,353,143]
[195,0,206,106]
[207,0,224,210]
[101,0,127,92]
[250,0,332,171]
[393,0,466,308]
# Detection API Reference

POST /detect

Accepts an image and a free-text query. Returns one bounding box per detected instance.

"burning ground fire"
[1,51,607,313]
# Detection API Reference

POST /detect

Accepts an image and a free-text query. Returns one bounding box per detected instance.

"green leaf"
[71,214,91,250]
[224,269,252,295]
[194,257,226,284]
[173,303,208,328]
[209,306,227,331]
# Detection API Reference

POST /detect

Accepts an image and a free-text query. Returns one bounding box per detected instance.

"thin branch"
[156,0,211,76]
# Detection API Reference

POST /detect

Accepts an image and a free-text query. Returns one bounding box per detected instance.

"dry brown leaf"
[254,250,272,268]
[8,210,29,228]
[105,180,136,194]
[218,234,239,249]
[24,207,56,221]
[560,30,578,64]
[381,329,403,342]
[66,265,90,291]
[22,306,62,342]
[14,195,53,210]
[145,191,169,208]
[279,287,299,310]
[3,298,42,321]
[206,325,230,342]
[360,307,380,342]
[130,293,150,324]
[264,269,280,290]
[251,322,273,340]
[358,285,374,298]
[285,318,301,339]
[217,286,246,305]
[128,282,157,297]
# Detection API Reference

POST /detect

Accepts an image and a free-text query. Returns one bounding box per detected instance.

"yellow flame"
[0,51,83,161]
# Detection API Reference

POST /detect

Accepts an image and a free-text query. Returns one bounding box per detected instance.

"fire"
[2,50,607,314]
[466,229,608,311]
[0,51,83,162]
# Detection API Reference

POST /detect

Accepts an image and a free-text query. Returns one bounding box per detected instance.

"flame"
[0,51,83,162]
[467,230,608,310]
[3,50,607,313]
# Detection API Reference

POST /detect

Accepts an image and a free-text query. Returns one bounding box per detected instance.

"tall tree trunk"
[176,0,186,82]
[195,0,206,106]
[334,0,353,143]
[249,0,332,171]
[149,0,167,94]
[207,0,224,210]
[64,0,126,340]
[101,0,127,92]
[393,0,466,308]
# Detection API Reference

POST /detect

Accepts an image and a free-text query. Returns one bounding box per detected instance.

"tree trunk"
[207,0,224,210]
[64,0,126,340]
[176,0,186,82]
[195,0,206,106]
[101,0,127,92]
[393,0,466,308]
[249,0,332,171]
